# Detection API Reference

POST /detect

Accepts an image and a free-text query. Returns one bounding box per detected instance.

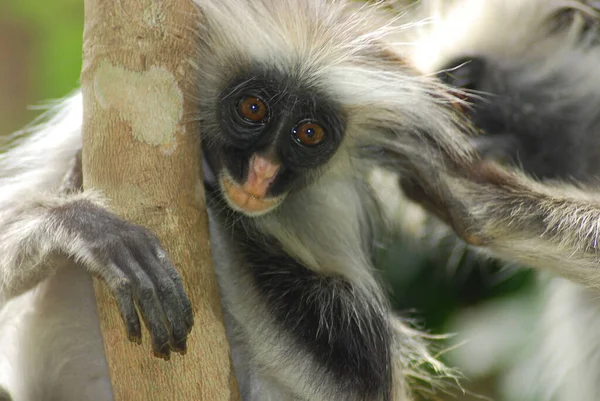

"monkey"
[13,0,600,399]
[387,0,600,400]
[0,1,475,400]
[416,0,600,183]
[374,0,600,290]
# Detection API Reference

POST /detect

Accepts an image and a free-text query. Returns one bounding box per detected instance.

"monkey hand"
[469,133,520,166]
[398,145,537,249]
[50,199,194,360]
[396,144,497,246]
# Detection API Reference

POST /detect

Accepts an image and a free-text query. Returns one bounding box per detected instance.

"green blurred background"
[0,0,83,135]
[0,1,540,400]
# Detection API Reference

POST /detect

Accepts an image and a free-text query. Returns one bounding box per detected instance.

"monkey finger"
[113,278,142,344]
[133,282,172,360]
[90,259,144,343]
[114,249,172,359]
[134,243,190,353]
[150,244,194,334]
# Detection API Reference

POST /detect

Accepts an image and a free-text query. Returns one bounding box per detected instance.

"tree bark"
[80,0,240,399]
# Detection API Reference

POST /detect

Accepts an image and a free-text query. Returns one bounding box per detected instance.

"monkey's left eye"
[238,96,268,124]
[292,121,325,147]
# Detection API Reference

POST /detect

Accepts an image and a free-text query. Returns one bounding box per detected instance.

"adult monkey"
[397,1,600,400]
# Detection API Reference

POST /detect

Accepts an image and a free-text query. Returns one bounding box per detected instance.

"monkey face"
[439,54,590,181]
[202,69,347,217]
[438,56,522,163]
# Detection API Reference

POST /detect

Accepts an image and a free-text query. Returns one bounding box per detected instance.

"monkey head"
[202,68,347,217]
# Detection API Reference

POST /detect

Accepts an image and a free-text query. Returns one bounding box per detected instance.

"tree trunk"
[80,0,240,399]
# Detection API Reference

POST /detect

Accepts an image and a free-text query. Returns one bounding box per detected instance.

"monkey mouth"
[220,174,285,216]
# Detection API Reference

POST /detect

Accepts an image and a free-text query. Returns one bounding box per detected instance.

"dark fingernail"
[153,349,171,361]
[128,333,142,345]
[186,317,194,334]
[173,338,188,355]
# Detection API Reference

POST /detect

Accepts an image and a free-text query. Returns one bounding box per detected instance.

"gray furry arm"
[452,163,600,285]
[400,152,600,287]
[0,150,86,298]
[0,156,193,358]
[0,192,96,300]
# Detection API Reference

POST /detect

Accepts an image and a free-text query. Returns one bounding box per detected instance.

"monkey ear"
[438,57,486,91]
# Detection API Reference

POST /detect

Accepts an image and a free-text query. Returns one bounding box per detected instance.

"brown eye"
[293,121,325,147]
[238,97,268,123]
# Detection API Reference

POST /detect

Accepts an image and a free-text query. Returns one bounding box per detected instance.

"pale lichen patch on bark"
[93,60,183,149]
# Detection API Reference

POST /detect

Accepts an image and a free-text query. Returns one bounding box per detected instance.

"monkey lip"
[220,174,284,216]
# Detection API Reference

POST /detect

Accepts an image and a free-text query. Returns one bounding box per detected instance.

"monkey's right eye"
[238,97,268,124]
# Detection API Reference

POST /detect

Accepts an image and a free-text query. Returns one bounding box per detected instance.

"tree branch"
[80,0,240,398]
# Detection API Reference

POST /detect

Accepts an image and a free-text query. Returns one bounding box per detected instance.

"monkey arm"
[401,151,600,287]
[448,162,600,285]
[245,236,393,400]
[210,225,394,400]
[0,153,193,359]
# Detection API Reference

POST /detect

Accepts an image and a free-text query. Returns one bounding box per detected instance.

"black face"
[439,56,588,181]
[202,68,346,215]
[439,56,513,136]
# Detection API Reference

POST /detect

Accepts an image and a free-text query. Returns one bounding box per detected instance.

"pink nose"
[243,155,280,198]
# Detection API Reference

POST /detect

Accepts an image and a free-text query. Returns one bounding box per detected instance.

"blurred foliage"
[6,0,83,97]
[378,231,535,334]
[0,0,83,134]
